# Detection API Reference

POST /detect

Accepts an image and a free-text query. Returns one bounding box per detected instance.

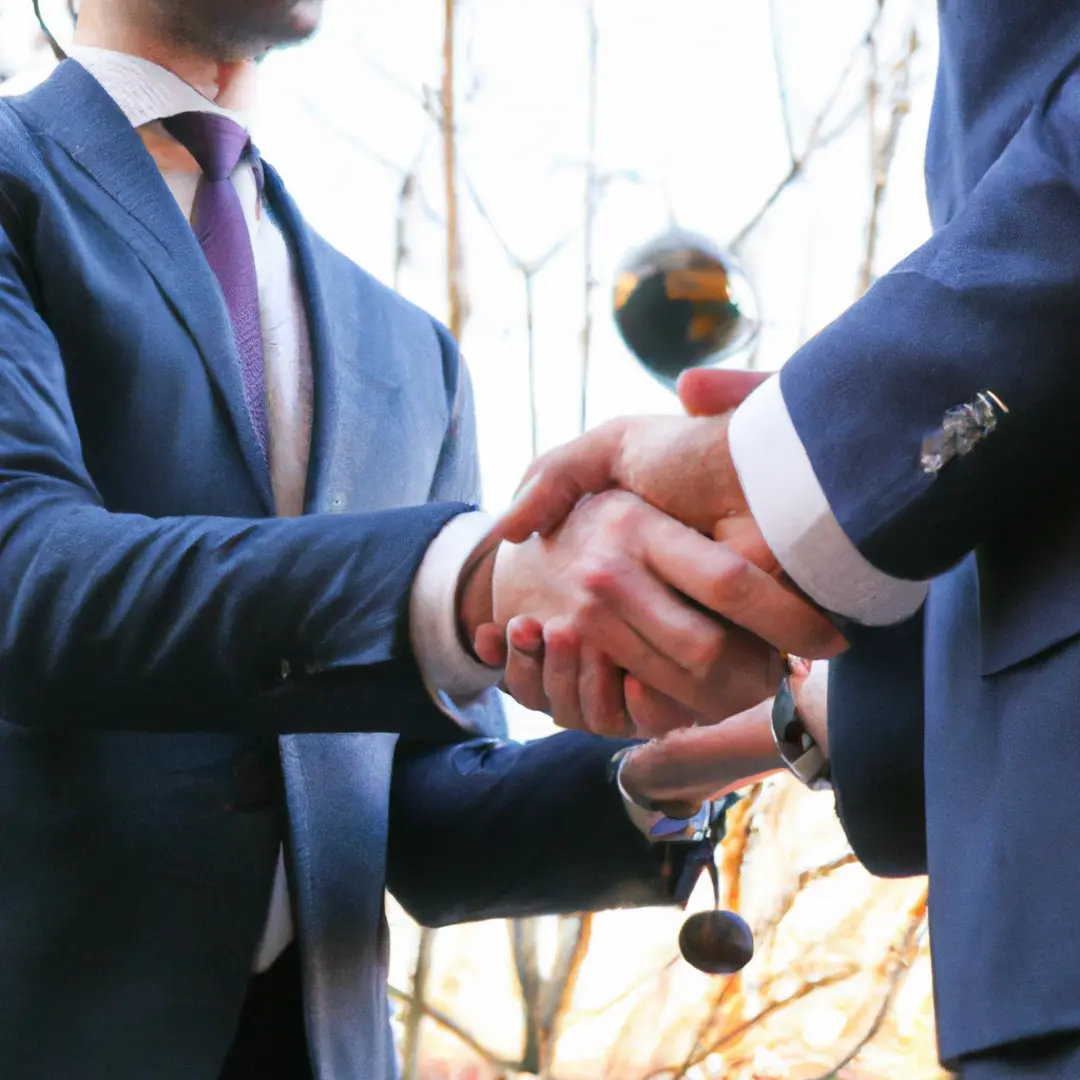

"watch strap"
[771,678,832,791]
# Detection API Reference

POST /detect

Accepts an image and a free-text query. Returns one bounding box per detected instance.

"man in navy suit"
[497,3,1080,1077]
[0,1,843,1077]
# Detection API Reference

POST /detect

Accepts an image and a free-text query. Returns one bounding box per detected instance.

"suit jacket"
[778,2,1080,1065]
[0,62,700,1080]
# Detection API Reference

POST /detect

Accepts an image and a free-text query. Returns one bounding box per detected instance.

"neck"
[73,2,259,110]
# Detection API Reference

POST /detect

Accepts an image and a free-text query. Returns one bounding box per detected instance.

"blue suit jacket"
[780,2,1080,1064]
[0,63,699,1079]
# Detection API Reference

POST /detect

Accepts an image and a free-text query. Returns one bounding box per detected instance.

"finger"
[642,519,848,658]
[677,368,773,417]
[712,517,784,583]
[583,560,732,682]
[507,614,544,656]
[623,675,702,739]
[578,647,629,737]
[543,617,587,731]
[473,622,509,668]
[501,617,549,714]
[494,421,627,543]
[579,606,784,720]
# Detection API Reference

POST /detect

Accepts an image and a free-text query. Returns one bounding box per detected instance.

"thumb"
[493,421,626,543]
[677,368,773,418]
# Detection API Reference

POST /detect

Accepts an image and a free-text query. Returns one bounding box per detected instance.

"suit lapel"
[261,163,404,516]
[13,61,275,514]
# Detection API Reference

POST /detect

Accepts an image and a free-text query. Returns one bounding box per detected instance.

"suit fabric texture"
[0,62,701,1080]
[780,2,1080,1066]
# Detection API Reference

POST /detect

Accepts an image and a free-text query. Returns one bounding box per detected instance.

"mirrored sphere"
[678,909,755,976]
[613,229,760,391]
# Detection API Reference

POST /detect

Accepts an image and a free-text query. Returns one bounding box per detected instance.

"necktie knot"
[163,111,251,182]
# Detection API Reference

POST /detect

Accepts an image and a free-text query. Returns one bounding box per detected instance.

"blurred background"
[1,1,944,1076]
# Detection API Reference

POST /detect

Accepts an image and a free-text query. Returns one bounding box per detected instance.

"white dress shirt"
[728,377,930,625]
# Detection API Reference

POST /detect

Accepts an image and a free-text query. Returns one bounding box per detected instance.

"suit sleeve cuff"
[410,511,504,710]
[727,376,929,626]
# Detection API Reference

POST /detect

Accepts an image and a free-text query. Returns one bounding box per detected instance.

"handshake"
[454,368,847,741]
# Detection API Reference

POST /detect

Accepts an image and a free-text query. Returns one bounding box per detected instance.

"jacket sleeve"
[415,322,508,739]
[827,615,927,878]
[0,190,473,739]
[730,54,1080,621]
[386,732,709,926]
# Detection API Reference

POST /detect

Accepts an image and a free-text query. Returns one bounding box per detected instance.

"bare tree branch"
[857,24,919,296]
[401,927,435,1080]
[808,890,930,1079]
[579,0,600,435]
[642,967,861,1080]
[356,49,430,110]
[510,914,593,1077]
[388,984,521,1073]
[465,173,574,456]
[729,2,889,254]
[767,0,797,166]
[442,0,467,340]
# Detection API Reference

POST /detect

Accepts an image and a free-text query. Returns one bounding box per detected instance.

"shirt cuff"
[410,511,504,709]
[727,376,929,626]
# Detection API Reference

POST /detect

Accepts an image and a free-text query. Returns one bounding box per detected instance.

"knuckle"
[704,553,753,611]
[580,561,622,600]
[685,627,727,679]
[590,488,637,526]
[544,619,581,654]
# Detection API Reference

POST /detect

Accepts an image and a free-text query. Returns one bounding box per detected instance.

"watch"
[771,677,832,791]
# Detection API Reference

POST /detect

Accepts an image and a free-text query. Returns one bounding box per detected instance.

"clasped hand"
[471,369,846,739]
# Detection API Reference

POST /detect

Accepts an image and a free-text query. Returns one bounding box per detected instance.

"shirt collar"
[68,46,249,130]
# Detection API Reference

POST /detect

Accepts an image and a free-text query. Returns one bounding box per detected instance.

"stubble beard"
[148,0,323,62]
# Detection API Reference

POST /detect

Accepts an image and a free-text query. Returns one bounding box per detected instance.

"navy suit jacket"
[0,63,699,1080]
[780,2,1080,1064]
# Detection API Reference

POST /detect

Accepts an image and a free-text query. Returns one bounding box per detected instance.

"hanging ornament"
[612,228,760,391]
[678,858,755,976]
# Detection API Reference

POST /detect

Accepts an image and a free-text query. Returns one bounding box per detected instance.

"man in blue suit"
[498,3,1080,1077]
[0,1,842,1077]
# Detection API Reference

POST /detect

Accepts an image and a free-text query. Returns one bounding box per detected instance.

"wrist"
[454,542,498,660]
[618,703,785,811]
[619,747,705,818]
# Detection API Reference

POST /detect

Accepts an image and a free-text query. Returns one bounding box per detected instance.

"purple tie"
[163,111,269,460]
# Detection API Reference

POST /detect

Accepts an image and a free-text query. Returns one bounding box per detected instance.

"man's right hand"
[484,490,793,733]
[492,371,845,663]
[497,369,769,543]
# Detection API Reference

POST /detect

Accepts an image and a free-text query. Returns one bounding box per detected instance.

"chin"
[285,0,324,40]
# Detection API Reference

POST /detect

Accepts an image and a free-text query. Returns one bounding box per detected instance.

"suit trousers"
[217,943,314,1080]
[958,1033,1080,1079]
